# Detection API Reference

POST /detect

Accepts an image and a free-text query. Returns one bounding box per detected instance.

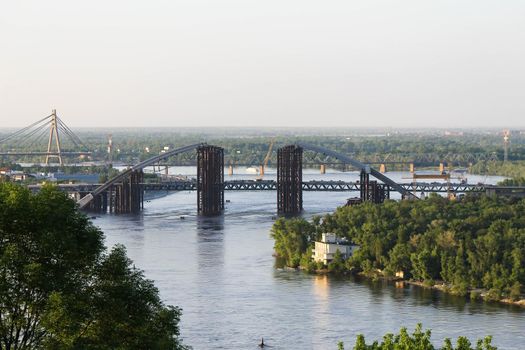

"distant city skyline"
[1,0,524,128]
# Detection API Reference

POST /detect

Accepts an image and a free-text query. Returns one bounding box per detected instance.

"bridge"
[29,179,489,193]
[72,143,419,215]
[5,113,518,215]
[0,110,90,165]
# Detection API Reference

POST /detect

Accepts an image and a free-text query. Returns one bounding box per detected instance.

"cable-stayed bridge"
[0,110,91,165]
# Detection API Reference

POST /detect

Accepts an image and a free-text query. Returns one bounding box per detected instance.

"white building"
[312,233,358,265]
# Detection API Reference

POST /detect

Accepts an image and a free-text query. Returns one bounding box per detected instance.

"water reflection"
[196,215,225,270]
[311,275,331,350]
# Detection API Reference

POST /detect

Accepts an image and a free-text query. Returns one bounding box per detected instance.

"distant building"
[312,233,358,265]
[50,173,99,184]
[9,171,33,182]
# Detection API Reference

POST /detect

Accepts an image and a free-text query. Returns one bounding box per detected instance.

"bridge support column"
[79,191,107,213]
[379,163,387,173]
[409,163,415,173]
[439,162,447,173]
[360,170,370,201]
[228,164,233,176]
[360,169,388,204]
[277,145,303,214]
[320,164,326,174]
[113,170,143,214]
[197,145,224,216]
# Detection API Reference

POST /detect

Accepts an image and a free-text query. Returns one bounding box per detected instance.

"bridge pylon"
[45,109,63,165]
[277,145,303,214]
[197,145,224,216]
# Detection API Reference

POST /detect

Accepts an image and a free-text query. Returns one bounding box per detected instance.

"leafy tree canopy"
[0,183,189,349]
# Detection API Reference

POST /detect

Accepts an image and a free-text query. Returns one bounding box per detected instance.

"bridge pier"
[113,170,144,214]
[379,163,387,173]
[197,145,224,216]
[277,145,303,214]
[320,164,326,174]
[409,163,415,173]
[79,191,107,213]
[360,169,388,203]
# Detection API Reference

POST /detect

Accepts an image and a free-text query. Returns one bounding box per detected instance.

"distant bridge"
[29,180,490,194]
[55,142,521,216]
[0,110,91,165]
[74,142,418,215]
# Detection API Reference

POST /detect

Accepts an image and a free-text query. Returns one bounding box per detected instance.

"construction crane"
[256,139,275,180]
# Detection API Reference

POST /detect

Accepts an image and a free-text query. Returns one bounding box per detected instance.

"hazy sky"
[1,1,524,128]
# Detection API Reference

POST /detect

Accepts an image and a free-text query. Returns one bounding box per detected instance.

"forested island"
[271,194,525,305]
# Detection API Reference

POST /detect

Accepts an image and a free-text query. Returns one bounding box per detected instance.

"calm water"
[95,169,524,350]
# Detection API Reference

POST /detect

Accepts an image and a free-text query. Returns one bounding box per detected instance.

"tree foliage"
[0,183,189,349]
[337,324,497,350]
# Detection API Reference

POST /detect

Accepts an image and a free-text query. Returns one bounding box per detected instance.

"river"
[94,168,524,349]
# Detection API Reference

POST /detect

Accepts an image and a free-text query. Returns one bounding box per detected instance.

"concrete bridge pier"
[277,145,303,214]
[197,145,224,216]
[409,163,415,173]
[379,163,387,173]
[320,164,326,174]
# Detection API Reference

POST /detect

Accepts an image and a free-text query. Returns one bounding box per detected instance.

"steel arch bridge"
[77,142,413,210]
[77,143,206,209]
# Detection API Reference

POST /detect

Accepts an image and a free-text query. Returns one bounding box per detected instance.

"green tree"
[348,324,497,350]
[0,183,188,349]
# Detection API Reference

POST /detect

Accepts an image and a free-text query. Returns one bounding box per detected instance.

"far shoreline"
[276,263,525,308]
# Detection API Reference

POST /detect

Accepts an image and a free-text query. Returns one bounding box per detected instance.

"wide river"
[95,168,524,349]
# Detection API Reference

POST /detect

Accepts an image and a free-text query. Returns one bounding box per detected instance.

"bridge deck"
[28,180,493,194]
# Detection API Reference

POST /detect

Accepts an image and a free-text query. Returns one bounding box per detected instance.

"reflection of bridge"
[75,143,416,215]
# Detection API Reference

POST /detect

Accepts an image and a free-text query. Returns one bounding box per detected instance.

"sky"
[1,0,524,128]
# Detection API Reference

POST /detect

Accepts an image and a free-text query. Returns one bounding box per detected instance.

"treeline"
[472,160,525,178]
[498,177,525,186]
[337,324,496,350]
[271,195,525,301]
[3,131,525,165]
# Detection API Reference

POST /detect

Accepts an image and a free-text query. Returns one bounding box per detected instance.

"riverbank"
[405,279,525,308]
[301,265,525,308]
